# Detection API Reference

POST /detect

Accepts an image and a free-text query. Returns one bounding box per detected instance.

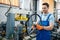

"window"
[0,0,19,7]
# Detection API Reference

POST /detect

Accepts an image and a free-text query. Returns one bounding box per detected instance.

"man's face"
[42,5,49,13]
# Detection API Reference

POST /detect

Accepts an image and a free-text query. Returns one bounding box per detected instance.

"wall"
[0,4,19,23]
[56,2,60,9]
[0,0,19,7]
[39,0,54,13]
[56,2,60,19]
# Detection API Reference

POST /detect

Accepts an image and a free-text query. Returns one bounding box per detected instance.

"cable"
[5,0,12,16]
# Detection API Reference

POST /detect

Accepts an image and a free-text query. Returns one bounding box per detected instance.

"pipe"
[5,0,12,16]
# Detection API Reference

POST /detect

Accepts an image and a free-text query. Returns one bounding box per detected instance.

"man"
[32,3,54,40]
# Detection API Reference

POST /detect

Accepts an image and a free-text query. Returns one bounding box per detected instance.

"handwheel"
[25,13,41,38]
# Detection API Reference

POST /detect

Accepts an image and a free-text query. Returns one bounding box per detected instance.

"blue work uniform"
[36,13,54,40]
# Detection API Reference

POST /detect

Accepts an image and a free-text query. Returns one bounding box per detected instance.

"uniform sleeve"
[49,14,55,25]
[36,18,40,24]
[36,13,41,24]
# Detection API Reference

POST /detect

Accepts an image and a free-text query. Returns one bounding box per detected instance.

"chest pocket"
[39,14,51,26]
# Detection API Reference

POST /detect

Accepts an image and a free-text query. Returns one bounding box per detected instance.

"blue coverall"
[36,13,54,40]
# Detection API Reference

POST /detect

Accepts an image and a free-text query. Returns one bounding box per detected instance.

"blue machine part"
[16,24,23,40]
[6,13,15,39]
[17,24,23,34]
[27,17,33,34]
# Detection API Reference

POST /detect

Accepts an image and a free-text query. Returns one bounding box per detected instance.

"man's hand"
[32,25,35,30]
[31,22,37,30]
[32,24,44,30]
[36,24,44,30]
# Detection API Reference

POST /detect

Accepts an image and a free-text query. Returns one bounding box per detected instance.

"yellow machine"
[15,13,28,21]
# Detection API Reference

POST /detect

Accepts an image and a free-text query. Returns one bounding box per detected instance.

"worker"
[32,3,54,40]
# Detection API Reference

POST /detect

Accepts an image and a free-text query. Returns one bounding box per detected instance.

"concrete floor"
[1,34,36,40]
[32,38,36,40]
[2,37,36,40]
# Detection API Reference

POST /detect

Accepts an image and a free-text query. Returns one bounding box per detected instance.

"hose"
[5,0,12,16]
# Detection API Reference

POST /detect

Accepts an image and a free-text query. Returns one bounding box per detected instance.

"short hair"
[42,3,49,8]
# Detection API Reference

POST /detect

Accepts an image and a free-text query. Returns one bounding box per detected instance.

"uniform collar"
[43,12,49,16]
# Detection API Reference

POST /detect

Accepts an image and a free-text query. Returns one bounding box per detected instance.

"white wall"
[56,2,60,19]
[56,2,60,9]
[39,0,42,11]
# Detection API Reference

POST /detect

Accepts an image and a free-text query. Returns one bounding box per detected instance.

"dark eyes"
[42,8,46,9]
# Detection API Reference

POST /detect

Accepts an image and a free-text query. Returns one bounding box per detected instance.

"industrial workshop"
[0,0,60,40]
